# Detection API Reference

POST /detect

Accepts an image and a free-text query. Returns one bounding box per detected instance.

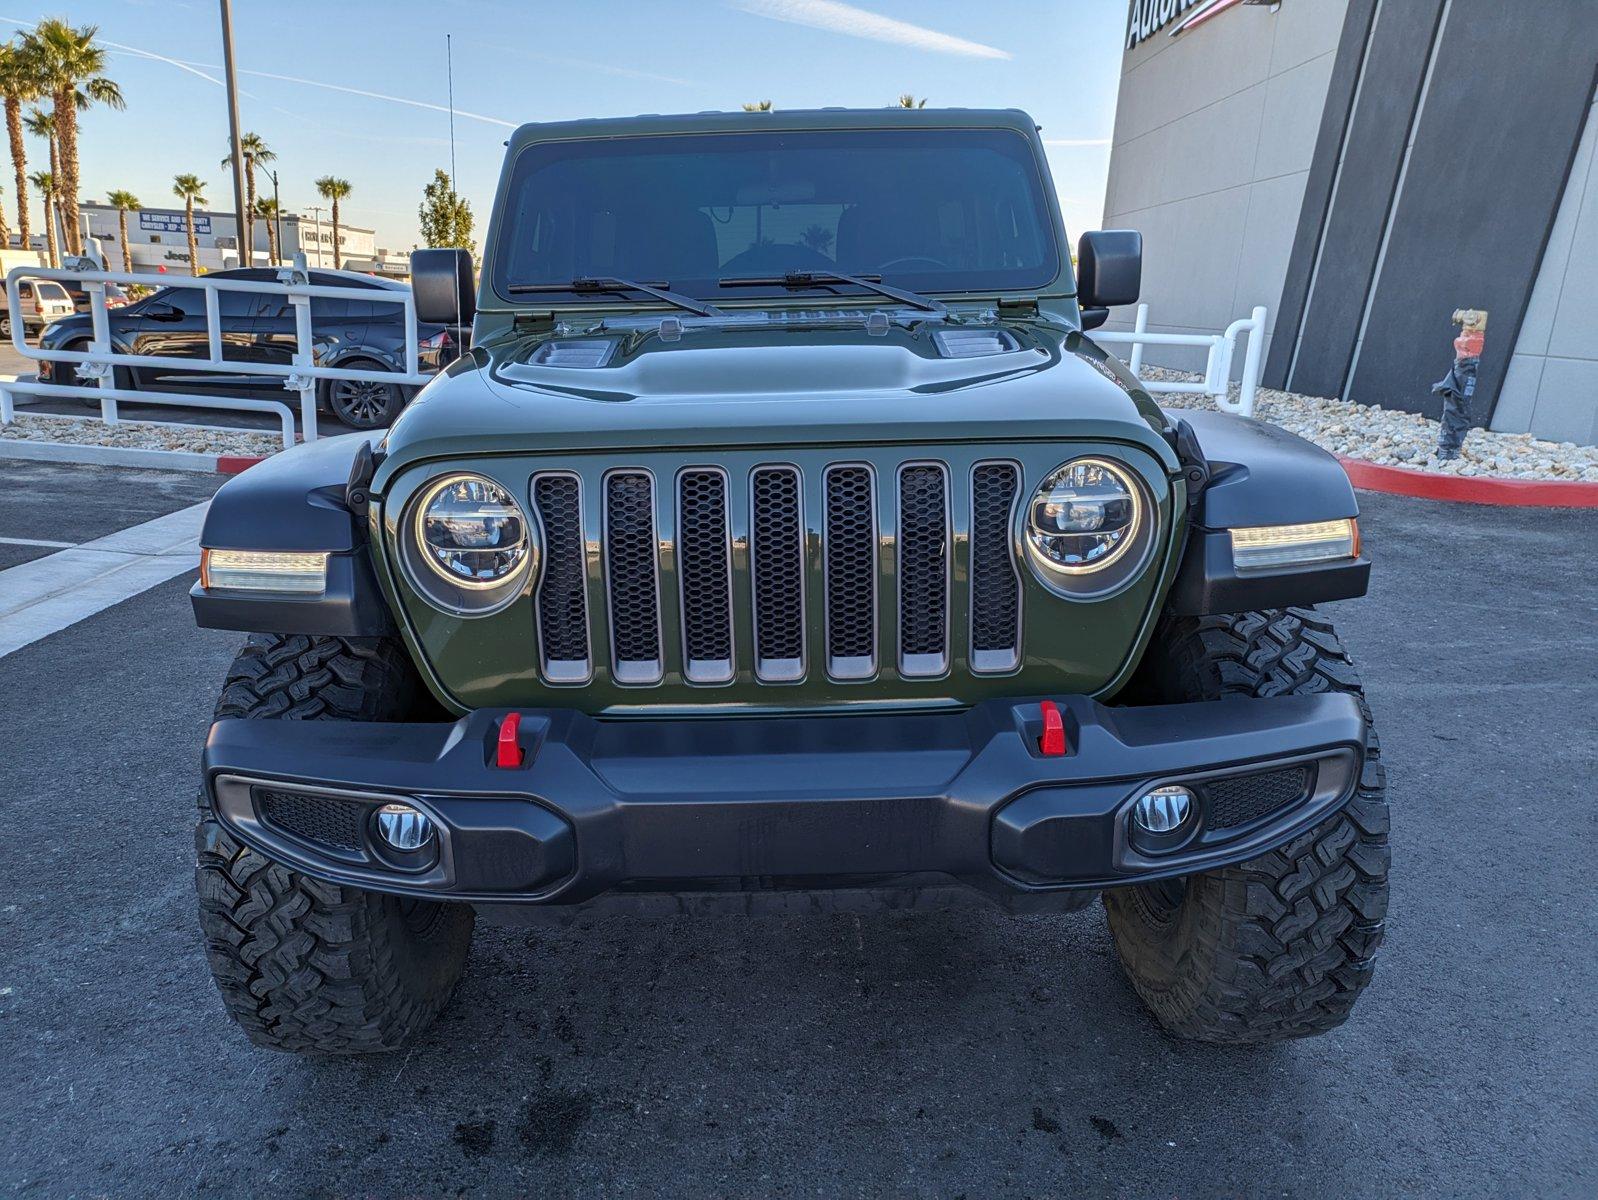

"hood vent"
[933,328,1021,359]
[530,338,617,368]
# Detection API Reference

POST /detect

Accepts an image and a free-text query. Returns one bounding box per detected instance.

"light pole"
[309,204,327,268]
[219,0,249,267]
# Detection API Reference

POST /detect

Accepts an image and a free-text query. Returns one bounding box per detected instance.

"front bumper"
[202,694,1365,908]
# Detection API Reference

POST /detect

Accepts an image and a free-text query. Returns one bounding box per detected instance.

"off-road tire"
[1104,607,1389,1044]
[195,634,474,1054]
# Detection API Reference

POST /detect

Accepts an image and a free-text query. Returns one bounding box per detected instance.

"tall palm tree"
[29,19,123,257]
[314,175,351,269]
[896,94,928,108]
[0,183,10,250]
[171,173,206,276]
[222,131,273,266]
[106,188,139,272]
[0,39,43,253]
[254,196,281,266]
[28,169,55,265]
[24,106,60,249]
[741,100,773,112]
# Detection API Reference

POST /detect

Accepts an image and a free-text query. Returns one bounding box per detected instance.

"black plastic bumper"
[202,694,1366,908]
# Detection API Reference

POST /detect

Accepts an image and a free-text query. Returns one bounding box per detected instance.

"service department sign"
[1126,0,1270,49]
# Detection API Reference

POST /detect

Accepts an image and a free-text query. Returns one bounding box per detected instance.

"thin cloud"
[729,0,1010,60]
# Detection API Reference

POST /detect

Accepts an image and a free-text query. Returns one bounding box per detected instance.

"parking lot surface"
[1,461,1594,1198]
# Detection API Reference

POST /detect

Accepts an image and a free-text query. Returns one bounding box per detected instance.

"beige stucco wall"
[1101,0,1349,374]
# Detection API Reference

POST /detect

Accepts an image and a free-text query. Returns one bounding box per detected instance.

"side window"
[157,287,203,316]
[18,282,33,299]
[309,297,347,324]
[217,289,256,320]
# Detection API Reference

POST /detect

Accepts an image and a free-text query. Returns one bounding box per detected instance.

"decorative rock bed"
[0,411,283,459]
[1142,368,1598,483]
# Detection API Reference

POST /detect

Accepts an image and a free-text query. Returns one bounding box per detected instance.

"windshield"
[493,128,1061,304]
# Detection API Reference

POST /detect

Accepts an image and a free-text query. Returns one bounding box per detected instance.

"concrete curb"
[0,438,265,475]
[1338,456,1598,508]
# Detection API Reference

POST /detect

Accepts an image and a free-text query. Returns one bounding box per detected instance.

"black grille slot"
[897,464,949,675]
[969,462,1021,672]
[1206,767,1311,830]
[824,465,877,679]
[677,469,733,683]
[255,787,366,853]
[604,471,662,684]
[532,473,589,682]
[750,466,805,681]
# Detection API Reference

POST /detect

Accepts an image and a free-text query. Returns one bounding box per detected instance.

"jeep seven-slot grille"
[535,459,1023,688]
[676,469,734,683]
[532,473,590,682]
[750,466,805,680]
[603,471,663,684]
[969,462,1022,673]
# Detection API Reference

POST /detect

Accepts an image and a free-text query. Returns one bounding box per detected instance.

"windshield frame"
[484,118,1071,311]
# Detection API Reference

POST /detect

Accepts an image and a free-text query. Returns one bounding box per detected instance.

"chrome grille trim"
[675,466,735,685]
[823,463,878,681]
[602,469,664,686]
[530,471,592,684]
[968,460,1023,675]
[895,461,950,678]
[749,465,807,682]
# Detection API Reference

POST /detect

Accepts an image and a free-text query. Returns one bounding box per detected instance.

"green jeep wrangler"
[190,108,1387,1054]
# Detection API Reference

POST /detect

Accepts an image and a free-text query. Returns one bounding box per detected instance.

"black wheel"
[322,365,404,429]
[195,634,474,1055]
[1103,608,1390,1044]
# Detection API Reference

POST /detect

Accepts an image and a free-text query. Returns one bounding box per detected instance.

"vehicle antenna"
[447,33,458,189]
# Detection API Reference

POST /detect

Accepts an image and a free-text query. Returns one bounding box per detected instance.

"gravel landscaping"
[0,411,282,458]
[1143,367,1598,482]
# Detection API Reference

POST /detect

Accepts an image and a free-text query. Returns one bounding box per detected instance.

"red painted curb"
[1337,456,1598,507]
[216,455,266,475]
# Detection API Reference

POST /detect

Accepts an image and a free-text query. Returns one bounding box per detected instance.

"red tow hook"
[1038,700,1068,757]
[496,712,525,768]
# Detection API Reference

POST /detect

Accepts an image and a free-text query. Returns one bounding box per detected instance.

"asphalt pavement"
[1,462,1594,1198]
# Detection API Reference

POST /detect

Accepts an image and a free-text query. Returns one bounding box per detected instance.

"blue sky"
[0,0,1125,252]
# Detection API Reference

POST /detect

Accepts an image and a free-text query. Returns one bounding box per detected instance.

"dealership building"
[1103,0,1598,447]
[75,202,409,278]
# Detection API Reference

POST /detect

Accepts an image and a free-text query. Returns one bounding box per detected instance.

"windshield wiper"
[506,276,725,318]
[718,270,947,315]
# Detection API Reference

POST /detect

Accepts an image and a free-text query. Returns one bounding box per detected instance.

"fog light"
[374,802,434,852]
[1132,785,1194,835]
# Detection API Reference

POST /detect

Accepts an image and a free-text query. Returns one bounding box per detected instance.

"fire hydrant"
[1432,308,1486,460]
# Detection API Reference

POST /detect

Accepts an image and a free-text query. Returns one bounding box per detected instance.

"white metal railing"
[0,259,432,450]
[1095,304,1269,418]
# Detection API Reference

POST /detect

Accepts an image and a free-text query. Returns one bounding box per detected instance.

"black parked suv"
[38,267,461,429]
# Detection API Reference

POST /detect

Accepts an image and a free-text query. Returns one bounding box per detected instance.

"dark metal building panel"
[1264,0,1379,391]
[1348,1,1598,420]
[1283,0,1446,400]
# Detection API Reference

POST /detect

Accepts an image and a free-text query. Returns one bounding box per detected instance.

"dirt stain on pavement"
[517,1087,594,1157]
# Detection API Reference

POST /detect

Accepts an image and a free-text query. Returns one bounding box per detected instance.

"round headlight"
[1026,458,1143,575]
[415,475,529,586]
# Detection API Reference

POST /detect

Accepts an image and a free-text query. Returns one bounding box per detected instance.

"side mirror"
[1076,230,1142,309]
[411,248,475,326]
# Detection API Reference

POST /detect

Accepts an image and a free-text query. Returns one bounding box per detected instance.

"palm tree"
[28,169,54,265]
[222,131,273,266]
[741,100,773,112]
[313,175,351,269]
[896,94,928,108]
[24,107,60,250]
[172,173,206,276]
[106,188,139,272]
[0,39,43,253]
[0,183,10,250]
[254,196,281,266]
[29,19,123,257]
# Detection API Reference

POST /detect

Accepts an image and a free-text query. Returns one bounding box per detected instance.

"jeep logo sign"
[1125,0,1258,49]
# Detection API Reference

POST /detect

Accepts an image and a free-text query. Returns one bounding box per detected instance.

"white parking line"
[0,535,77,549]
[0,501,209,658]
